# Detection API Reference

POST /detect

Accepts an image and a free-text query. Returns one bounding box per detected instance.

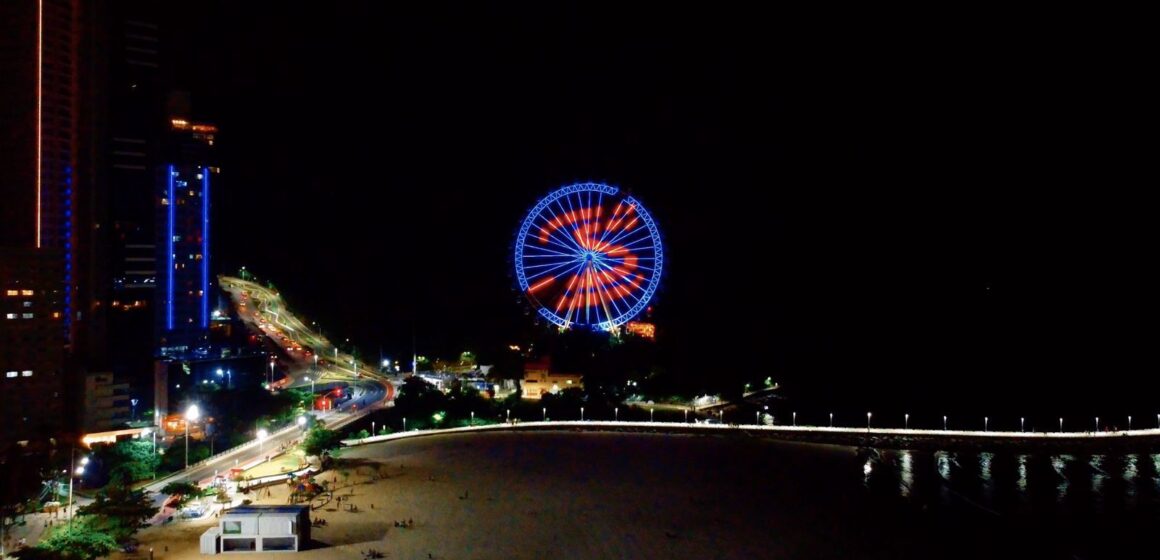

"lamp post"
[471,411,475,425]
[184,405,200,469]
[650,408,655,422]
[1059,417,1063,433]
[943,415,948,431]
[304,376,315,409]
[403,417,407,431]
[867,412,872,431]
[268,359,275,387]
[829,412,833,428]
[755,411,760,425]
[684,408,689,423]
[506,409,511,422]
[1095,417,1099,432]
[371,421,375,435]
[68,450,88,530]
[984,417,989,432]
[793,412,796,427]
[1021,417,1025,433]
[905,413,909,430]
[1129,415,1132,431]
[580,407,584,422]
[615,407,619,422]
[131,398,139,421]
[257,429,268,453]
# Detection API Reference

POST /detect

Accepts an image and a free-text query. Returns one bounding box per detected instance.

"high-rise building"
[0,0,85,452]
[97,0,166,388]
[156,115,217,358]
[0,249,67,447]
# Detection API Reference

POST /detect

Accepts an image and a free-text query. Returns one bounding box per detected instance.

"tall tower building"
[156,114,217,358]
[0,0,82,451]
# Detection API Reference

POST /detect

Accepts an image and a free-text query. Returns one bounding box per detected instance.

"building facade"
[521,360,583,399]
[202,505,311,554]
[156,117,217,357]
[0,249,67,449]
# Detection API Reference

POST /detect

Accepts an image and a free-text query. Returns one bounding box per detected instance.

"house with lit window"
[200,504,310,554]
[521,359,583,399]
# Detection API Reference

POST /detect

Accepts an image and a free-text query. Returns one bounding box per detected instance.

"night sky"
[168,4,1154,417]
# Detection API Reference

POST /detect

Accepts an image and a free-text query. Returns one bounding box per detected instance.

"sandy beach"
[111,430,1048,560]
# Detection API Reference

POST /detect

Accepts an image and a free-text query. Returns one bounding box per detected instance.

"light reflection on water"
[863,449,1160,517]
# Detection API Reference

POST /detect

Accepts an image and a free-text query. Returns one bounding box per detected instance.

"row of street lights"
[509,407,1156,433]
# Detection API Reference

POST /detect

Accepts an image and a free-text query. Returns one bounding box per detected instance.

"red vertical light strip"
[35,0,43,247]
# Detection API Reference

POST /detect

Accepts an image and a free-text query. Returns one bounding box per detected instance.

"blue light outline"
[166,165,175,330]
[201,167,210,329]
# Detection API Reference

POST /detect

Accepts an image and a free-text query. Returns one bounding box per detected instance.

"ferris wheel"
[514,182,663,331]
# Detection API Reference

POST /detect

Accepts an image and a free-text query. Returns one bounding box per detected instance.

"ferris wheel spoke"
[523,245,576,258]
[559,193,589,251]
[595,221,650,253]
[524,258,584,282]
[548,199,589,255]
[594,267,630,324]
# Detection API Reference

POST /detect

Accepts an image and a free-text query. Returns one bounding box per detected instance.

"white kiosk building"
[201,504,311,554]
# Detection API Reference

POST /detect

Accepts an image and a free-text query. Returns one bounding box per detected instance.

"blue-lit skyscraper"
[156,116,216,357]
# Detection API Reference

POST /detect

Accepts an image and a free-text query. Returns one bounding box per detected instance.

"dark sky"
[167,4,1155,415]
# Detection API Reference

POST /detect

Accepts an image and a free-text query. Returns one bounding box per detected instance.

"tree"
[160,481,201,509]
[300,426,344,458]
[16,519,118,560]
[94,439,159,484]
[76,482,158,543]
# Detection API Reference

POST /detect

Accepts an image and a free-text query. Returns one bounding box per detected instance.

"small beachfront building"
[200,504,310,554]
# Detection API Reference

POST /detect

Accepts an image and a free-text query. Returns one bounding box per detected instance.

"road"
[139,276,397,507]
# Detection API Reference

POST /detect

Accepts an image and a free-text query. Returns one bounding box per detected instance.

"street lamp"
[542,408,547,421]
[650,408,655,422]
[684,408,689,423]
[371,421,375,435]
[1059,417,1063,433]
[470,411,475,424]
[268,359,275,387]
[943,415,948,431]
[68,450,88,530]
[755,411,760,425]
[984,417,989,432]
[257,428,269,452]
[304,376,316,409]
[506,409,511,422]
[1129,415,1132,431]
[1095,417,1099,432]
[793,412,796,427]
[130,398,139,421]
[867,412,872,431]
[1020,417,1025,432]
[904,413,909,430]
[184,405,200,469]
[580,407,584,422]
[615,407,619,422]
[829,412,833,428]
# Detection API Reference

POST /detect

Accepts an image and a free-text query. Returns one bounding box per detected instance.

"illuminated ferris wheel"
[514,182,663,331]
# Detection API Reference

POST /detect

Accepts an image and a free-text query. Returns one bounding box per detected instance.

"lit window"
[4,290,16,296]
[21,370,32,377]
[20,289,33,296]
[4,313,15,320]
[5,372,16,378]
[52,311,61,318]
[23,301,32,307]
[22,313,34,319]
